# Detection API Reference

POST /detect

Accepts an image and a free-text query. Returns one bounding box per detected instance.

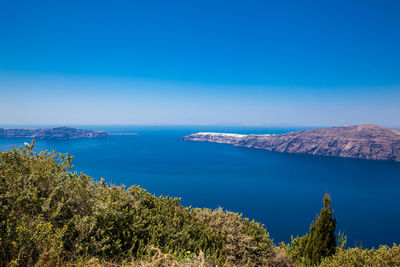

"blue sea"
[1,125,400,248]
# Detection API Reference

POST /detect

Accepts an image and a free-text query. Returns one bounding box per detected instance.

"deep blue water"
[1,125,400,248]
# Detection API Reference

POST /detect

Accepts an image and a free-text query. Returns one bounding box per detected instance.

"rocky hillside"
[0,127,109,140]
[184,124,400,162]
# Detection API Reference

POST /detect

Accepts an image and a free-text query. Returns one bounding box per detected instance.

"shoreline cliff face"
[184,124,400,162]
[0,127,109,140]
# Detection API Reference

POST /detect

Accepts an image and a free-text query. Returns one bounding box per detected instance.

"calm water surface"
[1,125,400,248]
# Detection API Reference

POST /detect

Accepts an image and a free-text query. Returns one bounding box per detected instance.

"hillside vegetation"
[1,144,399,266]
[0,145,273,266]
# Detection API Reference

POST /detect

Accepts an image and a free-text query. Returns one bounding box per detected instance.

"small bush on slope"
[280,234,312,266]
[192,207,274,266]
[319,244,400,267]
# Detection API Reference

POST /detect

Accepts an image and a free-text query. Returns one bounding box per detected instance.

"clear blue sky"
[1,0,399,126]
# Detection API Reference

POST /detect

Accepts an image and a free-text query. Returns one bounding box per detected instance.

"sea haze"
[1,125,399,248]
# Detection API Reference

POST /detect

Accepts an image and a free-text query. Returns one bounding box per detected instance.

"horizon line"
[1,123,400,129]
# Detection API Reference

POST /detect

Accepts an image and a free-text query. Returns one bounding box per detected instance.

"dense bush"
[320,244,400,266]
[192,207,274,266]
[0,145,277,266]
[0,145,228,266]
[281,235,311,266]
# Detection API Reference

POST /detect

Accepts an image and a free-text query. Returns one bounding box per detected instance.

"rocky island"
[184,124,400,162]
[0,127,109,140]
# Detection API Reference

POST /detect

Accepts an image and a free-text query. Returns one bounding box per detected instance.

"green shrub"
[281,193,336,266]
[87,184,225,264]
[192,207,274,266]
[304,193,336,264]
[0,145,226,266]
[320,244,400,266]
[280,235,312,266]
[0,145,92,265]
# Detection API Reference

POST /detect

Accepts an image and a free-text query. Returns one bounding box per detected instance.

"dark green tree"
[304,193,337,265]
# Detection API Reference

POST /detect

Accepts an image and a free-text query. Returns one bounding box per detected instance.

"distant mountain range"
[0,127,109,140]
[184,124,400,162]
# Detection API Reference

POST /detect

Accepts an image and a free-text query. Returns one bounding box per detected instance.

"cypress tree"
[304,193,337,265]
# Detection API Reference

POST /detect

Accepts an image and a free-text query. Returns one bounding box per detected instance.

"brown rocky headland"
[183,124,400,162]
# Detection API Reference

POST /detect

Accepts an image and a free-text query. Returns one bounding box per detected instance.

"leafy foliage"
[0,145,227,266]
[192,207,274,266]
[320,244,400,267]
[0,144,276,266]
[280,235,312,266]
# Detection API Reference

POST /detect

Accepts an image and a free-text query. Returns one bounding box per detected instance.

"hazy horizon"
[1,123,400,130]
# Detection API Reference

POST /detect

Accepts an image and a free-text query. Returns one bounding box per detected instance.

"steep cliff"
[184,124,400,162]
